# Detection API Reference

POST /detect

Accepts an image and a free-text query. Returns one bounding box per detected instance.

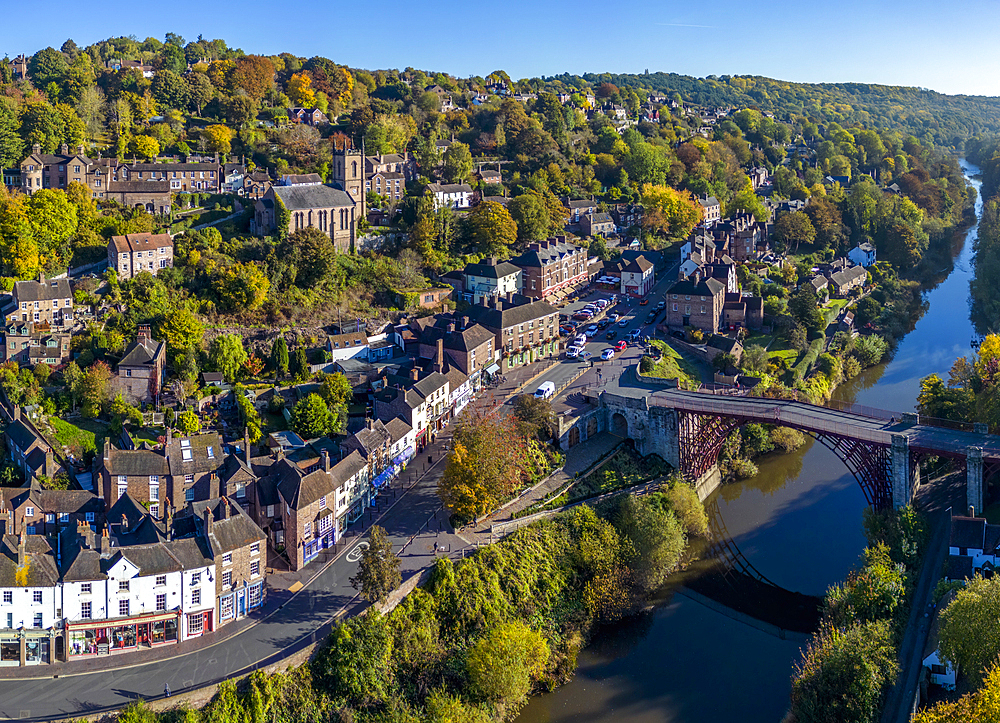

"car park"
[594,299,609,309]
[606,329,618,340]
[601,348,616,360]
[615,340,628,351]
[573,312,592,321]
[618,317,630,327]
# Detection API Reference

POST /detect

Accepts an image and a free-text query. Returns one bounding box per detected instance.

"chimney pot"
[17,530,26,568]
[410,368,420,381]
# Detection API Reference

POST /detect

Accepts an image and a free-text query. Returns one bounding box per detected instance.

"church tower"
[331,147,366,219]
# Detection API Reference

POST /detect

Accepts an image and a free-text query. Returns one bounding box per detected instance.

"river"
[515,160,983,723]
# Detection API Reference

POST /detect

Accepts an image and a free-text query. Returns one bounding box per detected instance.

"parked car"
[615,340,628,351]
[597,318,612,329]
[608,313,619,323]
[585,324,599,337]
[601,348,616,360]
[594,299,609,309]
[618,317,630,327]
[645,311,658,324]
[606,329,618,340]
[656,301,666,310]
[574,334,588,346]
[573,312,592,321]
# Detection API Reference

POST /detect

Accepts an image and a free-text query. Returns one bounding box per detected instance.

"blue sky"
[4,0,1000,96]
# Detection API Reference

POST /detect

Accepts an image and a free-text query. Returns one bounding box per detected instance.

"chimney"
[693,270,701,284]
[60,143,68,155]
[100,529,110,555]
[275,445,285,461]
[137,324,151,343]
[211,473,221,500]
[243,427,251,464]
[223,499,230,520]
[435,338,444,373]
[165,500,173,541]
[410,368,420,381]
[447,322,456,334]
[121,513,128,533]
[78,145,85,156]
[366,418,373,431]
[11,405,20,422]
[17,530,26,567]
[31,143,40,155]
[529,242,541,251]
[166,427,172,445]
[506,291,514,303]
[461,316,469,330]
[38,271,45,284]
[203,506,214,537]
[322,449,331,472]
[488,256,498,266]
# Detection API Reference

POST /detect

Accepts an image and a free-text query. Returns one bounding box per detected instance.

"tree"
[442,141,473,183]
[712,352,737,373]
[186,73,214,115]
[508,193,550,243]
[640,183,702,240]
[201,124,234,154]
[466,621,550,705]
[79,360,112,418]
[788,286,825,334]
[774,211,817,253]
[611,494,686,593]
[790,620,899,723]
[319,372,352,407]
[157,308,204,355]
[209,334,248,383]
[939,575,1000,685]
[290,393,333,438]
[465,200,517,257]
[286,73,316,107]
[741,344,770,375]
[213,261,270,311]
[349,525,402,604]
[315,613,394,705]
[283,228,337,287]
[150,70,188,110]
[26,189,78,262]
[438,410,531,521]
[913,663,1000,722]
[511,394,554,439]
[229,55,274,100]
[130,135,160,161]
[176,410,201,435]
[270,336,289,377]
[222,95,257,127]
[291,346,309,381]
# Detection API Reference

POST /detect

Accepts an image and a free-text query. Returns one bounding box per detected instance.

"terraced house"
[465,293,559,372]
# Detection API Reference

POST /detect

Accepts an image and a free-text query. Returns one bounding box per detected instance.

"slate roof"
[58,531,106,582]
[274,451,366,510]
[383,417,412,445]
[165,433,224,476]
[464,297,558,333]
[945,554,974,581]
[282,173,323,185]
[586,212,614,224]
[182,497,265,554]
[13,278,72,303]
[510,240,584,270]
[271,184,355,210]
[951,516,986,550]
[668,277,725,298]
[4,418,46,454]
[830,266,867,288]
[464,261,521,279]
[107,181,171,193]
[0,534,59,587]
[445,324,495,352]
[412,371,449,398]
[105,447,169,476]
[344,421,392,457]
[109,233,173,256]
[119,336,165,368]
[427,183,473,194]
[623,257,653,273]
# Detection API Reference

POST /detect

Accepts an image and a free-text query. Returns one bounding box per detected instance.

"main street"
[0,445,465,722]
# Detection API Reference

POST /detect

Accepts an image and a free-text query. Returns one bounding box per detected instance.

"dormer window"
[207,446,215,459]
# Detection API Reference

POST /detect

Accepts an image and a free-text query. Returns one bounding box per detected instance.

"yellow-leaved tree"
[639,183,703,242]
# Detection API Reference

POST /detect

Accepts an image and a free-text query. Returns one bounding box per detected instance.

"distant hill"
[544,71,1000,146]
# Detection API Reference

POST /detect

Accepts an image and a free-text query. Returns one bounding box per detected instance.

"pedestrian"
[164,683,171,698]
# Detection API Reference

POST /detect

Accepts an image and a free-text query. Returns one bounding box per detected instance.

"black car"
[645,311,658,324]
[597,318,612,329]
[606,329,618,340]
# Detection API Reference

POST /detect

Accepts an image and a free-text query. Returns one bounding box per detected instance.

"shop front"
[66,611,180,659]
[220,581,265,625]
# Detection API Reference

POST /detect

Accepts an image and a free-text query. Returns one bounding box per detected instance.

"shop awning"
[485,363,501,375]
[372,464,398,488]
[393,445,415,465]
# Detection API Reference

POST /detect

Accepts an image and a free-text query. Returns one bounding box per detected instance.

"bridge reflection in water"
[679,497,823,638]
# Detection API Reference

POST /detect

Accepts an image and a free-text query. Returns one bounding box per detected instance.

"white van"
[534,381,556,399]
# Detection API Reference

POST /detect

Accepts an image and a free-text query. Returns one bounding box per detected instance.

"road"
[0,446,464,722]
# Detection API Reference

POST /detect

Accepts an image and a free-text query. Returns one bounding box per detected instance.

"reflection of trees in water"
[584,607,658,661]
[716,436,813,503]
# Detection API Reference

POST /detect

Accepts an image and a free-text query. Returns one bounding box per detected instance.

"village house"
[113,327,167,405]
[509,237,589,300]
[10,276,73,327]
[374,370,451,449]
[0,480,104,537]
[462,257,522,304]
[563,198,597,223]
[289,108,329,126]
[426,183,473,210]
[107,233,174,281]
[464,293,560,372]
[581,212,615,237]
[848,242,877,267]
[620,257,655,297]
[829,266,867,297]
[0,532,60,665]
[253,184,358,253]
[2,407,57,483]
[699,196,722,225]
[666,273,727,334]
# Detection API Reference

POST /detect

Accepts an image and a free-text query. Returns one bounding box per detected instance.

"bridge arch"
[678,411,895,508]
[611,412,628,438]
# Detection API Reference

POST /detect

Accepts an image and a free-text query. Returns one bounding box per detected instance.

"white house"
[621,257,655,297]
[848,242,877,268]
[699,196,721,225]
[427,183,473,210]
[0,533,59,666]
[462,258,522,304]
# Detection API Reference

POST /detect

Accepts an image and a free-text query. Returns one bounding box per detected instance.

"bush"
[639,355,654,374]
[842,355,862,378]
[660,481,708,537]
[770,426,806,453]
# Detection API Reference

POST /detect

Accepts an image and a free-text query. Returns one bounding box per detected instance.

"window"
[118,481,128,497]
[250,560,260,577]
[222,571,232,587]
[119,599,130,617]
[222,552,232,566]
[119,580,129,592]
[33,590,42,603]
[25,506,34,517]
[2,591,10,604]
[34,613,43,628]
[266,505,274,517]
[81,602,92,619]
[150,484,159,502]
[319,495,327,509]
[149,475,159,484]
[156,594,166,612]
[192,571,201,585]
[81,583,91,595]
[192,588,201,605]
[248,583,262,608]
[45,513,55,523]
[150,504,159,518]
[155,575,167,587]
[250,542,260,556]
[303,521,311,538]
[59,512,69,524]
[185,488,195,502]
[85,512,94,522]
[188,612,204,634]
[117,475,127,484]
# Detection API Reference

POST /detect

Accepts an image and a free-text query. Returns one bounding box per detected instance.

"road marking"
[346,541,369,562]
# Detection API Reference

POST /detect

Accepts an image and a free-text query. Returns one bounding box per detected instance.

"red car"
[615,340,628,351]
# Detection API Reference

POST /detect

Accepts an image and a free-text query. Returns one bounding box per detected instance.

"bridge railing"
[820,398,897,422]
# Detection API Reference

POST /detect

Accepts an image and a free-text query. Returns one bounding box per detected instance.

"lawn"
[133,425,166,445]
[50,417,110,460]
[743,332,798,363]
[646,340,702,387]
[536,446,673,512]
[823,298,849,326]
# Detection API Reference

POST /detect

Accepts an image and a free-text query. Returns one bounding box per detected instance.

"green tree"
[508,193,550,243]
[940,575,1000,685]
[315,613,394,705]
[209,334,248,383]
[290,346,309,381]
[270,336,289,377]
[740,344,770,375]
[511,393,554,439]
[319,371,352,407]
[349,525,402,604]
[150,69,188,110]
[213,261,270,312]
[611,494,686,593]
[442,141,473,183]
[157,308,204,355]
[465,200,517,257]
[290,393,333,438]
[774,211,817,253]
[788,286,825,335]
[129,135,160,161]
[186,72,214,115]
[176,410,201,435]
[466,621,550,705]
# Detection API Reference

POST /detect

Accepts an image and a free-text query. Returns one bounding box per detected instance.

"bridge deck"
[651,390,1000,461]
